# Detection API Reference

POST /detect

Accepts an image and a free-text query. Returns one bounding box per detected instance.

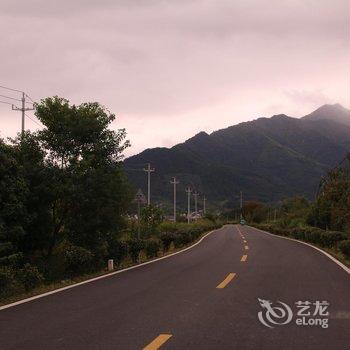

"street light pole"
[240,191,243,220]
[134,189,146,240]
[185,187,192,224]
[143,163,155,205]
[193,191,199,220]
[170,177,179,222]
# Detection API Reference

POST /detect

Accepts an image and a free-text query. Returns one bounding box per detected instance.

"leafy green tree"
[0,138,27,266]
[140,205,164,237]
[35,97,129,167]
[308,169,350,231]
[1,96,133,297]
[34,97,131,261]
[243,201,267,223]
[11,133,59,256]
[279,196,310,227]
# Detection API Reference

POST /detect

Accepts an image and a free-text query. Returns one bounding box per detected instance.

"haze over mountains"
[124,104,350,209]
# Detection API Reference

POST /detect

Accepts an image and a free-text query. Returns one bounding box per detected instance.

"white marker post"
[108,259,114,271]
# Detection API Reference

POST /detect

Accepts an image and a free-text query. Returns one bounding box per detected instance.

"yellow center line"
[244,245,249,250]
[241,254,248,262]
[216,273,236,289]
[236,225,245,238]
[143,334,172,350]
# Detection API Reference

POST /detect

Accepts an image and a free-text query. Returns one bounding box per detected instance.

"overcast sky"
[0,0,349,156]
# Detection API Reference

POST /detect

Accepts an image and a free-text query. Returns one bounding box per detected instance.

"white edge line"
[249,225,350,275]
[0,225,227,311]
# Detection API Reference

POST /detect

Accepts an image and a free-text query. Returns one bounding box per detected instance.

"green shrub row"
[0,264,44,299]
[0,220,222,301]
[255,223,350,258]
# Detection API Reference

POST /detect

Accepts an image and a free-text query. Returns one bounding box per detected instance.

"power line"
[0,92,33,105]
[0,94,21,102]
[0,100,13,106]
[0,84,23,93]
[123,167,145,172]
[24,113,42,128]
[25,94,35,103]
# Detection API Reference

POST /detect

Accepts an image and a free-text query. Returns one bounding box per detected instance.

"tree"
[0,96,133,296]
[140,205,164,237]
[34,97,131,261]
[0,138,27,266]
[280,196,310,227]
[308,169,350,231]
[243,201,266,223]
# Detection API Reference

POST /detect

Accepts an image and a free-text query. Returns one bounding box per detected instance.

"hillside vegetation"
[125,104,350,207]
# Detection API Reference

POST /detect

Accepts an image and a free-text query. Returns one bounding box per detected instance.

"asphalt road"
[0,225,349,350]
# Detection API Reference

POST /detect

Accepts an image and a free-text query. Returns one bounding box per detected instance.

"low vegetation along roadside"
[252,222,350,268]
[228,166,350,268]
[0,218,222,306]
[238,181,350,268]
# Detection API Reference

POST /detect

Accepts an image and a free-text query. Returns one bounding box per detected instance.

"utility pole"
[170,177,179,222]
[193,191,199,220]
[134,189,146,240]
[12,92,34,137]
[240,191,243,220]
[274,208,277,222]
[185,187,192,224]
[143,163,155,205]
[203,196,207,215]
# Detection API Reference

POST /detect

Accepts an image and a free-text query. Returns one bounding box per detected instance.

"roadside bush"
[319,231,348,248]
[255,224,349,251]
[173,232,192,248]
[160,232,174,252]
[189,227,202,240]
[64,245,94,274]
[158,222,179,234]
[303,227,322,244]
[145,239,160,258]
[173,233,184,248]
[0,252,24,268]
[0,242,13,256]
[17,264,44,291]
[108,239,128,265]
[127,239,144,262]
[0,267,18,297]
[339,240,350,258]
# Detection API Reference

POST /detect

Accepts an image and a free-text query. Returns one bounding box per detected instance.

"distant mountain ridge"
[302,103,350,126]
[124,104,350,209]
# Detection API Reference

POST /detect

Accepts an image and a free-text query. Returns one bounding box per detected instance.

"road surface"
[0,225,349,349]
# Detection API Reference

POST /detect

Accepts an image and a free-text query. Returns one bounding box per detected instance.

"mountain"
[302,103,350,126]
[124,104,350,209]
